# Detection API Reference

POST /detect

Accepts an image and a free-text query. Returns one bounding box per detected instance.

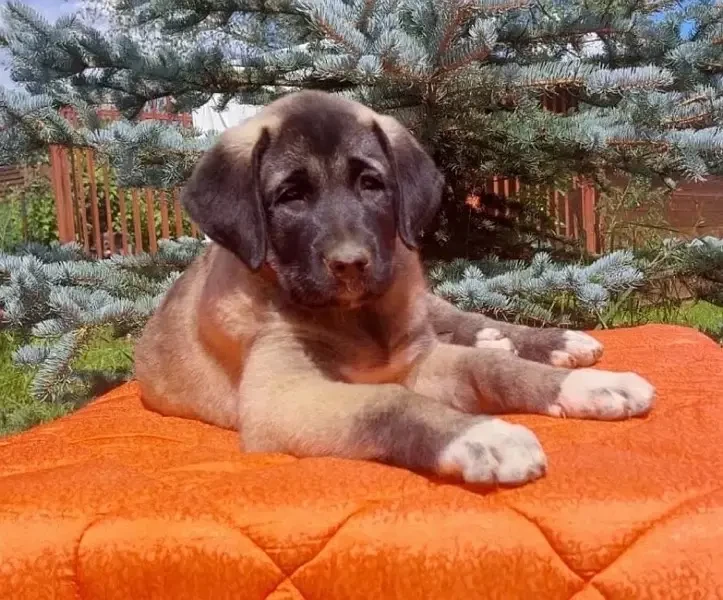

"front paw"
[437,419,547,486]
[474,328,517,354]
[512,328,604,368]
[548,331,604,368]
[551,369,656,420]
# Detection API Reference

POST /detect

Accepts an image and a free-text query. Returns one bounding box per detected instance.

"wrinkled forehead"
[259,103,390,188]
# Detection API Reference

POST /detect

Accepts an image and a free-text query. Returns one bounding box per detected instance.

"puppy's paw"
[475,328,517,354]
[548,331,604,368]
[438,419,547,486]
[551,369,655,420]
[511,328,603,367]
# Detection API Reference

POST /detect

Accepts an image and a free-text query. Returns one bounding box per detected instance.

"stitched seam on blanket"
[73,516,106,600]
[200,512,306,599]
[158,465,305,598]
[588,482,723,583]
[506,505,587,585]
[262,502,382,599]
[568,582,608,600]
[70,471,297,599]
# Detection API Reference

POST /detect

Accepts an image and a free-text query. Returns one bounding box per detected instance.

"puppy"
[135,90,655,486]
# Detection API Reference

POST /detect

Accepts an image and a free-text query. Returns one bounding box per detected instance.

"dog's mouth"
[332,288,376,309]
[265,255,392,311]
[295,286,378,310]
[285,279,383,311]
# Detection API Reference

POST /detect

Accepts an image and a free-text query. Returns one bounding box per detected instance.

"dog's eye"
[359,173,384,192]
[276,186,308,205]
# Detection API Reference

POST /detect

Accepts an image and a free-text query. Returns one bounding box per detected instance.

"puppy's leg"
[408,342,655,421]
[426,292,604,368]
[238,332,547,486]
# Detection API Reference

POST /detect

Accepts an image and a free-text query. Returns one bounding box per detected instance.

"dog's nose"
[325,244,370,280]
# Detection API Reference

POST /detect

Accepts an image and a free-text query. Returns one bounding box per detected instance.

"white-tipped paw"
[475,328,517,354]
[438,419,547,486]
[552,369,655,420]
[549,331,604,368]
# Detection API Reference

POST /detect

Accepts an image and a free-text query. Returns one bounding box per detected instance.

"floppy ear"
[181,125,271,270]
[373,115,444,249]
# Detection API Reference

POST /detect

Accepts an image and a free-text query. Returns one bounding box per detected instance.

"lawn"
[0,330,134,436]
[612,299,723,343]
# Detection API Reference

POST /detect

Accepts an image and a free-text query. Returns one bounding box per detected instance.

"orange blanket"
[1,324,721,599]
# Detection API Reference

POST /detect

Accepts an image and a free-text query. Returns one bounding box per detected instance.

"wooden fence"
[48,145,201,258]
[47,142,601,258]
[0,165,29,192]
[465,175,598,253]
[44,91,603,257]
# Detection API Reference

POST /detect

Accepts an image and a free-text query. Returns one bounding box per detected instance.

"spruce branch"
[0,239,208,402]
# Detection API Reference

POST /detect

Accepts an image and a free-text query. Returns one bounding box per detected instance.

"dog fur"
[135,91,655,486]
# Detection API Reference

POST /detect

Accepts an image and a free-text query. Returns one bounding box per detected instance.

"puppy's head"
[182,91,443,308]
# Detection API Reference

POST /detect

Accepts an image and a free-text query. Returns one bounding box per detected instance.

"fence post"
[145,189,158,253]
[102,164,115,255]
[48,145,72,243]
[85,150,103,258]
[581,180,599,253]
[70,149,90,252]
[131,189,143,253]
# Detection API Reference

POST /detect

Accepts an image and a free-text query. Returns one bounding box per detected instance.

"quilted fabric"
[1,324,722,600]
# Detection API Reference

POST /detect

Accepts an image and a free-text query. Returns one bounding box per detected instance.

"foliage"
[0,237,205,403]
[0,195,24,250]
[595,175,673,253]
[657,235,723,309]
[0,329,133,435]
[0,163,58,250]
[0,330,71,435]
[428,250,645,330]
[429,235,722,334]
[612,299,723,344]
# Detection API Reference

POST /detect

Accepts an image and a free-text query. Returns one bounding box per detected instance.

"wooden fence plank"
[70,149,90,253]
[48,146,69,242]
[159,190,170,239]
[563,190,571,237]
[570,177,580,240]
[131,188,143,253]
[59,148,76,241]
[85,150,103,258]
[118,187,129,254]
[145,188,158,253]
[102,164,115,255]
[172,188,183,237]
[581,182,598,253]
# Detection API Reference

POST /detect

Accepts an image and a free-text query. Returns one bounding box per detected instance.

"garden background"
[0,0,721,435]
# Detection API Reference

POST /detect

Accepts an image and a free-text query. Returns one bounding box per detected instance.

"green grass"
[0,330,134,437]
[612,300,723,343]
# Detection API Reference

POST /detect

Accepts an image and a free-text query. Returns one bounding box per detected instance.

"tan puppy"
[135,91,655,486]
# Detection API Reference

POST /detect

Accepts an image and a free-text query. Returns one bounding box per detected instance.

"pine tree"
[0,237,206,401]
[0,0,722,258]
[427,249,646,329]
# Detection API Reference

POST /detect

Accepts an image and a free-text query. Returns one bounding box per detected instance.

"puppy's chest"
[332,312,431,385]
